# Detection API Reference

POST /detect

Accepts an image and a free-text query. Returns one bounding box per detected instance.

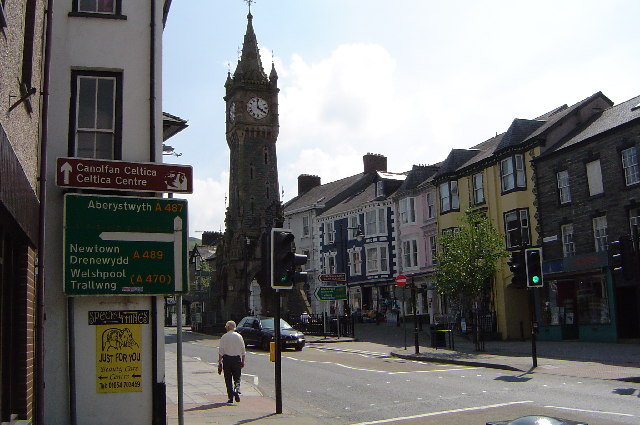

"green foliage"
[433,209,508,301]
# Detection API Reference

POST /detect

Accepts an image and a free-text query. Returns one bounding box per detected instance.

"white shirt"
[218,330,246,357]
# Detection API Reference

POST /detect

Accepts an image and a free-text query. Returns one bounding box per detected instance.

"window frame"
[439,180,459,213]
[504,208,530,249]
[586,159,604,196]
[429,235,437,265]
[592,216,608,252]
[472,172,485,205]
[621,147,640,186]
[326,221,335,244]
[70,0,126,19]
[399,197,416,225]
[426,192,435,219]
[561,223,576,257]
[350,250,361,275]
[302,215,310,237]
[556,170,571,205]
[500,154,526,193]
[68,70,122,159]
[402,239,419,269]
[366,245,388,275]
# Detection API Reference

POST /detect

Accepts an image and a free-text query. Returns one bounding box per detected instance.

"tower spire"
[232,5,268,84]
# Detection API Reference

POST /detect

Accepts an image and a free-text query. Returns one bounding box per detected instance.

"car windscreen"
[260,318,293,330]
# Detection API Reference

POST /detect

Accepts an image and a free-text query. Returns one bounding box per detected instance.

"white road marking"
[545,405,635,417]
[287,356,476,374]
[349,400,534,425]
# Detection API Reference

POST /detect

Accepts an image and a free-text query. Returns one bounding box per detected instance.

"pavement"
[165,323,640,424]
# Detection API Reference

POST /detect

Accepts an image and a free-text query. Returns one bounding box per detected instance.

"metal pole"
[275,290,282,414]
[403,289,407,350]
[528,288,538,368]
[176,295,184,425]
[412,279,419,354]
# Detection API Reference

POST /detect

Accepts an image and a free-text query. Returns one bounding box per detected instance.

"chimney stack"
[363,153,387,174]
[298,174,321,195]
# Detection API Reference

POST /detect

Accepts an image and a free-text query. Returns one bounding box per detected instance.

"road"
[165,329,640,424]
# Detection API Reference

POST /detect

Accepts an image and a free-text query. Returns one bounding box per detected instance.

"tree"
[433,209,508,307]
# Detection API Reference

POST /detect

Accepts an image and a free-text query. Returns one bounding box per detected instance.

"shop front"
[539,252,617,342]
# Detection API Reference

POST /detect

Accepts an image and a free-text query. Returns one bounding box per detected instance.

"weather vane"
[244,0,255,13]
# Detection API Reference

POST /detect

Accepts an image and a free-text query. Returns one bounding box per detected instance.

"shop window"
[577,276,611,324]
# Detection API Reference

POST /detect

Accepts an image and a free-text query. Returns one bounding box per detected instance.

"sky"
[162,0,640,238]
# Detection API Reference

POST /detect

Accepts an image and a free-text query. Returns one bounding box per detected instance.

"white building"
[43,2,174,424]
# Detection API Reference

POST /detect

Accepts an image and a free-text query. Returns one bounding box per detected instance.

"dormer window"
[376,180,384,197]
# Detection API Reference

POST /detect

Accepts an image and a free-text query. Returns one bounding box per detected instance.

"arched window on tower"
[250,163,254,180]
[265,181,270,199]
[250,197,255,214]
[263,146,269,164]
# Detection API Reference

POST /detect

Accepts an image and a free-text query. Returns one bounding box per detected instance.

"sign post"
[63,194,188,295]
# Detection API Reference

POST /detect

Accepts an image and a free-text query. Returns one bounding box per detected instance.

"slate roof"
[540,94,640,156]
[394,164,440,196]
[283,173,371,214]
[433,149,482,179]
[494,119,545,153]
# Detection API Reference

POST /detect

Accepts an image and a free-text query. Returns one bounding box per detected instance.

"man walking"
[218,320,246,403]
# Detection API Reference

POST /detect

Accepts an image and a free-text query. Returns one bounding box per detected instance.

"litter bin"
[430,325,446,348]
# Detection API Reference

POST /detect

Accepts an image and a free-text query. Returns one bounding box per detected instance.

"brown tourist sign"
[56,157,193,193]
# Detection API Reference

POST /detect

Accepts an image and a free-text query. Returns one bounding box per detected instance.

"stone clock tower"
[217,11,282,320]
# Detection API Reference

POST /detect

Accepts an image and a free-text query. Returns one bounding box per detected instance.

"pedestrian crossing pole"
[274,289,283,414]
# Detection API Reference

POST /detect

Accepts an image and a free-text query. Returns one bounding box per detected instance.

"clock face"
[229,102,236,122]
[247,97,269,119]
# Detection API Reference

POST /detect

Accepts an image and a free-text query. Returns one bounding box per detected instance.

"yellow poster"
[90,310,147,393]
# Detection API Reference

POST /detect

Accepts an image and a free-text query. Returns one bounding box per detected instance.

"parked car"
[236,316,306,351]
[487,416,587,425]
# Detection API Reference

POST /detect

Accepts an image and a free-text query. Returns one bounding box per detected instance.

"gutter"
[36,1,54,423]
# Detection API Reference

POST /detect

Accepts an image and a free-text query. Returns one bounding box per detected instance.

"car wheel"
[294,345,303,351]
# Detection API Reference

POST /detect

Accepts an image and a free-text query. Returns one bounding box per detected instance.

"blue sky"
[162,0,640,237]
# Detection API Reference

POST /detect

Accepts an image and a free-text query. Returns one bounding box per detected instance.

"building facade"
[0,0,46,422]
[535,94,640,342]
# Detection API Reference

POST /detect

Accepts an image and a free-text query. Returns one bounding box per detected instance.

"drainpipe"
[36,1,54,424]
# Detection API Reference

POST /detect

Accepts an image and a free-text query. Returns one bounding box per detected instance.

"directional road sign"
[63,194,188,295]
[56,157,193,193]
[318,273,346,282]
[314,286,347,301]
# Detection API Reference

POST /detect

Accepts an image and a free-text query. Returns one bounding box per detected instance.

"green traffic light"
[532,276,540,284]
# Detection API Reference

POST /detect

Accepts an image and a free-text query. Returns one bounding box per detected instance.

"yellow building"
[433,119,545,340]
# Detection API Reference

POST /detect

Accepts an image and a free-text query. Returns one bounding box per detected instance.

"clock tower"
[218,11,281,320]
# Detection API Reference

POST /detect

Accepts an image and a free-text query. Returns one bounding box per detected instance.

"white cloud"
[179,173,228,237]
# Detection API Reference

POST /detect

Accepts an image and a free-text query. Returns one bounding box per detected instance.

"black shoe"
[227,398,233,404]
[234,392,240,402]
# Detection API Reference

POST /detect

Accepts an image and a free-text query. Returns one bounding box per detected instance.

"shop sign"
[563,251,608,272]
[90,310,149,393]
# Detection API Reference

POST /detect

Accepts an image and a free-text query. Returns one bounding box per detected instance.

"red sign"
[395,274,407,287]
[56,157,193,193]
[319,273,347,282]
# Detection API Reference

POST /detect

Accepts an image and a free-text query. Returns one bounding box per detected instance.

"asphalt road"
[166,330,640,425]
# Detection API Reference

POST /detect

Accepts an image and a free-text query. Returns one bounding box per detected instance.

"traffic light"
[525,248,543,288]
[270,228,308,289]
[609,235,636,281]
[507,250,525,286]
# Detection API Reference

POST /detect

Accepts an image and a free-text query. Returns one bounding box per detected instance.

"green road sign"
[64,194,188,295]
[314,285,347,301]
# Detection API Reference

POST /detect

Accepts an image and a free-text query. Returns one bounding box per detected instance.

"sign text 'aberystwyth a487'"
[64,194,188,295]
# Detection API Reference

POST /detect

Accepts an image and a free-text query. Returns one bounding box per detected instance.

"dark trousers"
[222,355,241,399]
